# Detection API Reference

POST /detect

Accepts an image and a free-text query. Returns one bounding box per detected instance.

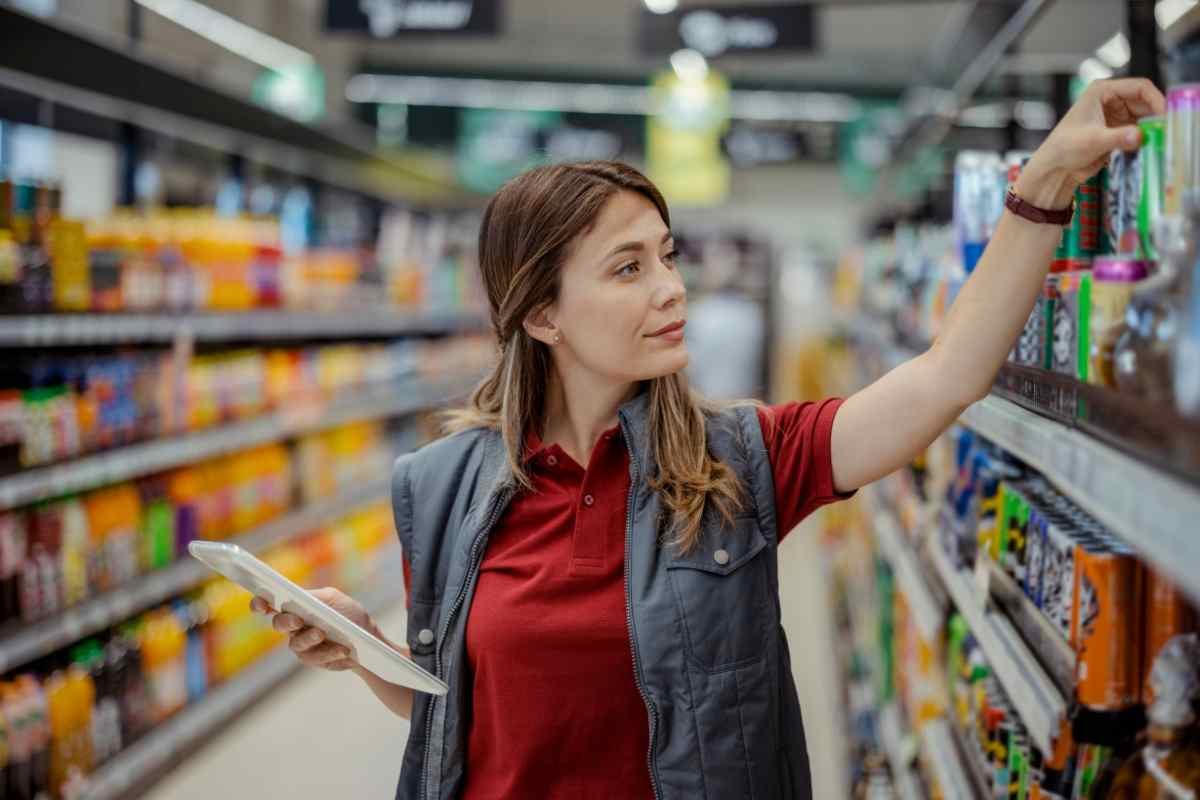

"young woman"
[254,78,1165,799]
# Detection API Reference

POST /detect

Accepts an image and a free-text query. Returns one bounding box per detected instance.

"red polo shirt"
[405,398,848,799]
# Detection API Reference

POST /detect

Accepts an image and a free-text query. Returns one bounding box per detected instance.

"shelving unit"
[920,719,980,800]
[926,537,1068,755]
[878,703,923,800]
[78,558,406,800]
[0,310,486,347]
[871,507,945,643]
[0,476,390,673]
[947,711,994,799]
[960,395,1200,607]
[0,372,475,511]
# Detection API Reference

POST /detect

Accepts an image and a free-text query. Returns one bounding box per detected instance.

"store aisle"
[145,525,844,800]
[143,604,414,800]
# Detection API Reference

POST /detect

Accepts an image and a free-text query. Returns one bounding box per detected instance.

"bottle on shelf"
[1108,634,1200,798]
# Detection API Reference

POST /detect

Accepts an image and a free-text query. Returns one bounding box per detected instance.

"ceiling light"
[346,74,863,123]
[1079,57,1116,84]
[670,49,709,83]
[134,0,313,73]
[1157,0,1198,29]
[644,0,679,13]
[1096,32,1131,68]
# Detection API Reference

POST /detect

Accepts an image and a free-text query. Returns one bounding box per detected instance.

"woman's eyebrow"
[603,232,673,260]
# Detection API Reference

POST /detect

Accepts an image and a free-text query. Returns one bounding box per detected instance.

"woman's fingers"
[272,612,304,634]
[289,625,326,653]
[1096,77,1166,118]
[250,596,274,615]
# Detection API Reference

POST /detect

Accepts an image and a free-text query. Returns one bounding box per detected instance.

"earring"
[553,332,563,345]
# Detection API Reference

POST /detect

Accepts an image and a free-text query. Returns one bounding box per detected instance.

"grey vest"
[390,392,812,799]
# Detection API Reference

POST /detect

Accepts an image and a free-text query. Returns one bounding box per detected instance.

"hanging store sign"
[639,3,816,58]
[324,0,501,37]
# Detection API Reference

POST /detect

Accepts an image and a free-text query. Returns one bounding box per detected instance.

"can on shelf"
[1138,116,1166,260]
[1141,569,1198,704]
[1166,84,1200,216]
[1089,257,1151,387]
[1104,151,1138,255]
[1055,174,1102,261]
[1071,540,1143,711]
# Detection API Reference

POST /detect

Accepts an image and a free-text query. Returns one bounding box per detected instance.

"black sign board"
[325,0,501,37]
[639,3,816,57]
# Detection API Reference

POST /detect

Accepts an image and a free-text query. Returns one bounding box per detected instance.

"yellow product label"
[1088,280,1135,388]
[49,220,91,311]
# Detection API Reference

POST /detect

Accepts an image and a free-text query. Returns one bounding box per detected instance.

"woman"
[253,78,1165,799]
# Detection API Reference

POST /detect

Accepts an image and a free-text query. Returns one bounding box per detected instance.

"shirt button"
[418,629,435,645]
[714,549,731,566]
[583,494,595,507]
[546,455,558,467]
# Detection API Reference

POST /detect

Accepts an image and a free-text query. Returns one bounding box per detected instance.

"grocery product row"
[0,177,484,316]
[0,498,404,800]
[0,335,489,474]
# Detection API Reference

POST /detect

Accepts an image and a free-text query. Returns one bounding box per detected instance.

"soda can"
[1072,541,1143,711]
[1137,116,1166,260]
[1055,173,1102,261]
[1024,503,1047,607]
[1141,568,1197,704]
[1104,150,1140,255]
[1040,514,1079,642]
[1089,257,1151,387]
[1166,84,1200,216]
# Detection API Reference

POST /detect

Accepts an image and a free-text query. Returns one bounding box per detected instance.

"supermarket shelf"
[78,564,407,800]
[0,373,475,510]
[927,538,1067,755]
[960,395,1200,608]
[0,7,459,203]
[873,509,945,643]
[878,703,923,800]
[0,477,390,674]
[0,310,487,347]
[947,713,993,799]
[920,719,979,800]
[981,556,1075,697]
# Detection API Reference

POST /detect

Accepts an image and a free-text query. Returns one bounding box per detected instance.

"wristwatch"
[1005,189,1075,226]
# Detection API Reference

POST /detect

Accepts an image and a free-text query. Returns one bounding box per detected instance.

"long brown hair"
[444,161,744,554]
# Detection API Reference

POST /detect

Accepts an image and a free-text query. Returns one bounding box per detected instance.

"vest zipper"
[619,424,663,800]
[421,487,512,800]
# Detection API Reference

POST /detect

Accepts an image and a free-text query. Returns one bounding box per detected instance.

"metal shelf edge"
[873,509,945,643]
[921,719,978,800]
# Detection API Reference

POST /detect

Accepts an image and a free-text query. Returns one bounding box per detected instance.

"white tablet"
[188,541,448,696]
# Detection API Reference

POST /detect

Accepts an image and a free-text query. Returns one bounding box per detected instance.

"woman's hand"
[1017,77,1167,210]
[251,587,380,672]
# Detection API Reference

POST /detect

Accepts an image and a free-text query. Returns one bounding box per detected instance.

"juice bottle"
[24,676,50,799]
[59,498,90,607]
[167,466,202,556]
[142,609,187,722]
[3,679,33,800]
[85,484,143,592]
[139,477,177,572]
[0,510,28,625]
[229,449,260,535]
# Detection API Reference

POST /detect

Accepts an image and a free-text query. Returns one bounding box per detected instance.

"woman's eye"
[617,262,640,276]
[663,250,680,267]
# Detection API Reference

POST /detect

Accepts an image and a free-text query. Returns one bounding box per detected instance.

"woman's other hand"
[1017,78,1167,210]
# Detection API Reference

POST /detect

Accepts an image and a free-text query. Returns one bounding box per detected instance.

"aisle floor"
[144,522,846,800]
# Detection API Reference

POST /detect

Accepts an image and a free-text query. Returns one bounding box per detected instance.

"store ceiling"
[341,0,1125,94]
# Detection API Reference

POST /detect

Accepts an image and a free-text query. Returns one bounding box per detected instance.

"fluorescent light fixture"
[1096,32,1131,69]
[346,74,863,123]
[134,0,313,73]
[670,49,709,83]
[1157,0,1198,29]
[1079,57,1116,84]
[644,0,678,13]
[958,102,1008,128]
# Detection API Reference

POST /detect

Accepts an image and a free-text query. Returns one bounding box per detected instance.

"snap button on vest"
[418,628,435,645]
[714,549,731,566]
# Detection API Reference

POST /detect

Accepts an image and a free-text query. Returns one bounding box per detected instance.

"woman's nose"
[654,263,686,308]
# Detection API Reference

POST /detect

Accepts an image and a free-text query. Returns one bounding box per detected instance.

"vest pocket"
[666,515,770,672]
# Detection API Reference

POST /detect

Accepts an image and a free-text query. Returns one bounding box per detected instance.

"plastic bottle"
[59,498,90,608]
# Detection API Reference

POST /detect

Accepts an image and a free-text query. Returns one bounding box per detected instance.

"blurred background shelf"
[0,310,487,347]
[0,476,390,673]
[878,702,923,800]
[920,719,980,800]
[0,372,476,510]
[870,503,944,643]
[78,560,406,800]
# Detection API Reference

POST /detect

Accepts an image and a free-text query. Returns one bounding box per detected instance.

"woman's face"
[540,190,688,383]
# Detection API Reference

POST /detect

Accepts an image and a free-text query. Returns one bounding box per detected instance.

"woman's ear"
[523,305,561,346]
